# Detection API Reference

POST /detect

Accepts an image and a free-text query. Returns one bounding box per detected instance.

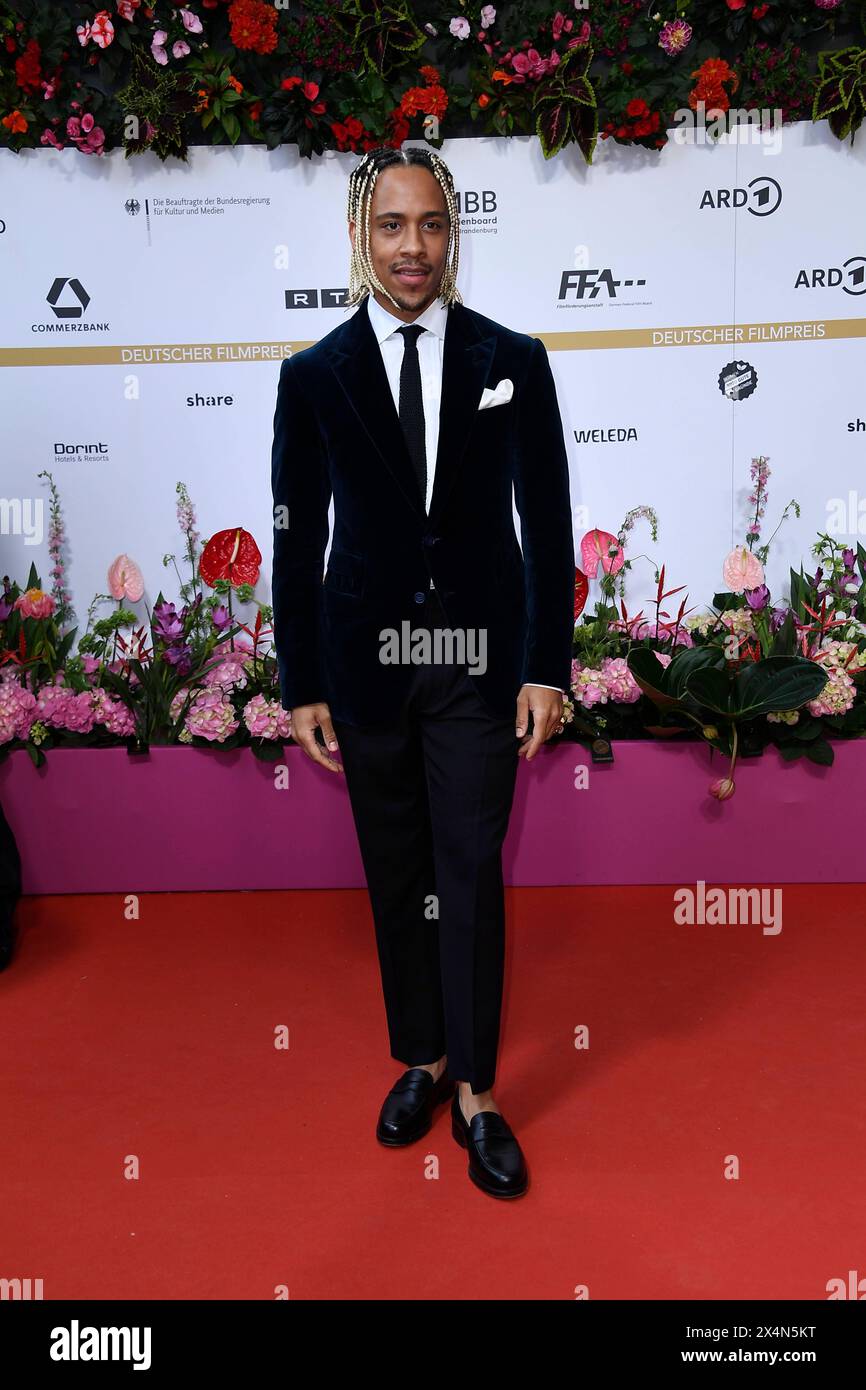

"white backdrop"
[2,122,865,637]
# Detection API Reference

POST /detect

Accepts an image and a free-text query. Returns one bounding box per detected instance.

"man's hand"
[515,684,563,761]
[290,702,344,773]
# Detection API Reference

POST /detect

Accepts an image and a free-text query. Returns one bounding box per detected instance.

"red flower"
[281,75,302,91]
[574,568,589,620]
[726,0,746,9]
[228,0,278,56]
[199,528,262,589]
[752,3,769,15]
[303,81,319,102]
[15,38,41,92]
[626,97,649,118]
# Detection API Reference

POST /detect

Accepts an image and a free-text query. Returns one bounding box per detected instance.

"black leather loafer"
[376,1067,455,1146]
[451,1090,529,1198]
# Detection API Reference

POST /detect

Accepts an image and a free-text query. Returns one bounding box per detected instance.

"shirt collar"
[365,292,449,345]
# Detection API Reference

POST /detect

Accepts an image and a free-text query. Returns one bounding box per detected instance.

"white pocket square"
[477,378,514,410]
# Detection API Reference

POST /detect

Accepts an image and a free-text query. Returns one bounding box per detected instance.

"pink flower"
[108,554,144,603]
[116,0,141,20]
[14,586,55,619]
[89,11,115,48]
[90,687,136,736]
[807,667,855,718]
[172,39,190,59]
[180,7,203,33]
[709,777,735,801]
[243,692,292,740]
[76,22,92,46]
[600,656,641,704]
[449,17,471,39]
[580,529,625,578]
[511,47,550,80]
[151,30,168,63]
[722,546,765,594]
[659,18,692,55]
[480,5,496,26]
[572,666,608,709]
[0,677,37,744]
[201,642,252,691]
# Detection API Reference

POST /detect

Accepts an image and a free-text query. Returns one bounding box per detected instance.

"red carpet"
[2,885,864,1300]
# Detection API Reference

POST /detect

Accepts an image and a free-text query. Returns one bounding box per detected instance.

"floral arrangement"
[0,476,290,764]
[1,0,863,165]
[2,461,866,802]
[562,458,866,797]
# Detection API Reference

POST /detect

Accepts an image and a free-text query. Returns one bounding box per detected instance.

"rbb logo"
[455,191,497,214]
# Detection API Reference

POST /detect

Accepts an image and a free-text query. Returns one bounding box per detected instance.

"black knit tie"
[397,324,427,508]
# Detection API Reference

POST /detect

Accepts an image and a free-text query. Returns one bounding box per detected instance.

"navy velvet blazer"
[270,294,575,727]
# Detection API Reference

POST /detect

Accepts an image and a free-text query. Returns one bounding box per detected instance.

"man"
[270,145,574,1199]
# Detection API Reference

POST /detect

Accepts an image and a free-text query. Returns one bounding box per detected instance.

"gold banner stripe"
[1,319,865,366]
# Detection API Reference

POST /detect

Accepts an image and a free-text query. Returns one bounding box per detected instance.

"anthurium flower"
[722,546,765,593]
[108,554,144,602]
[199,528,262,589]
[574,567,589,618]
[580,529,624,577]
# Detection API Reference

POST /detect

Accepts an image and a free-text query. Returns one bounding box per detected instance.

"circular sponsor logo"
[718,361,758,401]
[748,176,782,217]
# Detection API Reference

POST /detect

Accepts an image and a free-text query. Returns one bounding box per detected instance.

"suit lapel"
[323,296,497,525]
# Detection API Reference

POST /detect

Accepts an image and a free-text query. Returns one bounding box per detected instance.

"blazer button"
[413,591,426,603]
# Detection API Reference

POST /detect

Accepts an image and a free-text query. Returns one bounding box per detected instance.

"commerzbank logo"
[46,277,90,318]
[32,278,108,333]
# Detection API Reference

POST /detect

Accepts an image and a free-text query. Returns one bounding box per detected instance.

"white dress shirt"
[365,292,563,695]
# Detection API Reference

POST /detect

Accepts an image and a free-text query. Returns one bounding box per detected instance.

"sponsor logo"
[718,360,758,401]
[795,257,866,296]
[284,288,348,308]
[699,176,782,216]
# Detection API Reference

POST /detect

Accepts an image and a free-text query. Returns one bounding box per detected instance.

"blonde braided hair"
[345,145,462,310]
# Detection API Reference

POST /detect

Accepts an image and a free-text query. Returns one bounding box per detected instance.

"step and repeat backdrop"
[1,123,865,632]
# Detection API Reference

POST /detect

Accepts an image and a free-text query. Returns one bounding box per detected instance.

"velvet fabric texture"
[270,294,575,727]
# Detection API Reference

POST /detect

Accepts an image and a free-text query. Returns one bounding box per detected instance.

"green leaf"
[805,738,834,766]
[684,666,732,716]
[733,656,829,718]
[535,101,572,159]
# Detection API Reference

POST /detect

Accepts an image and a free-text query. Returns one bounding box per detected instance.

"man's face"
[349,164,451,321]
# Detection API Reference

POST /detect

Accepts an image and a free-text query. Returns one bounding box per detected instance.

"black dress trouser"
[331,588,519,1094]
